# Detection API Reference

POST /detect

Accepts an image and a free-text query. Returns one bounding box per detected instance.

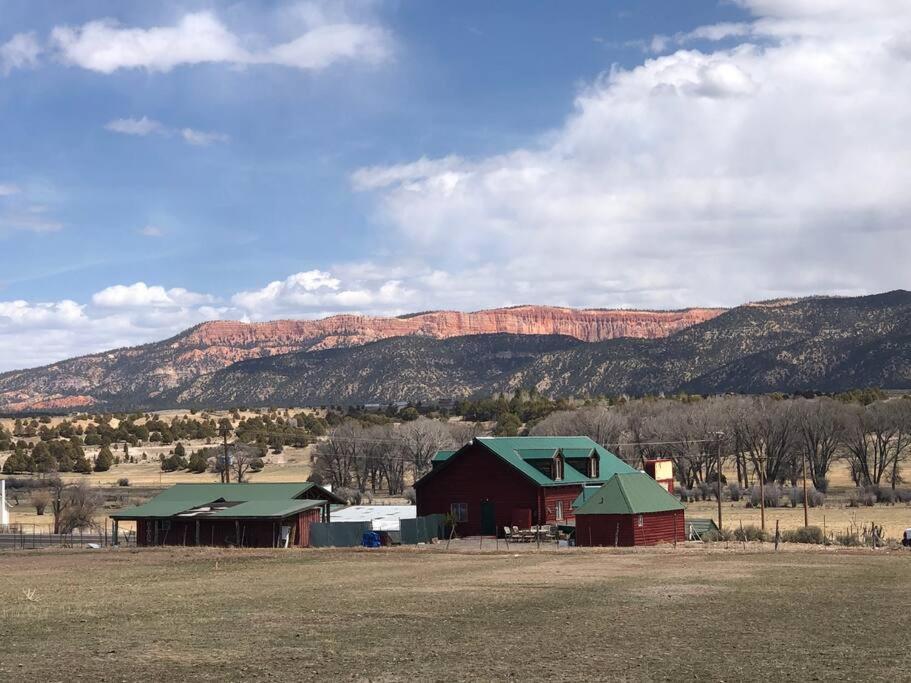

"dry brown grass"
[0,545,909,681]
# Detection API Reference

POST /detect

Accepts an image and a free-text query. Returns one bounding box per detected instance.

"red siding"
[576,510,684,547]
[297,508,322,547]
[416,443,543,536]
[135,513,320,548]
[543,486,581,524]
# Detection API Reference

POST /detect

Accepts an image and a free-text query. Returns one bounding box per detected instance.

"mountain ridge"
[0,304,724,411]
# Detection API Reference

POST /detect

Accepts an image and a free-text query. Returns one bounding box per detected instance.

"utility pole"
[802,450,809,528]
[222,429,230,484]
[757,455,766,533]
[715,431,725,530]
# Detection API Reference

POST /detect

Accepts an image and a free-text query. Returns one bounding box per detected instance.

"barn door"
[480,501,496,536]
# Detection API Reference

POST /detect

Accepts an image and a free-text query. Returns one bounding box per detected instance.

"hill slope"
[174,291,911,408]
[0,305,721,411]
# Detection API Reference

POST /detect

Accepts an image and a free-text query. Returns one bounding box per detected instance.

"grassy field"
[685,499,911,539]
[0,545,909,681]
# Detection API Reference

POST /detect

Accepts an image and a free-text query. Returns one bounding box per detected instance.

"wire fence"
[0,524,134,550]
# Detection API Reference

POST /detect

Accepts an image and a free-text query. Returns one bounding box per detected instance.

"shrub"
[73,456,93,474]
[702,528,736,542]
[896,489,911,503]
[732,524,770,542]
[187,451,209,474]
[94,446,114,472]
[160,453,187,472]
[677,487,695,503]
[781,526,825,544]
[30,489,51,515]
[117,478,130,487]
[749,483,782,508]
[403,487,417,505]
[697,481,714,502]
[833,531,863,547]
[727,484,743,502]
[789,486,825,508]
[848,489,876,507]
[874,487,897,504]
[249,458,265,472]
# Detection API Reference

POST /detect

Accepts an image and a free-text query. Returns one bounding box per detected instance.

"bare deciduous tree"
[793,397,846,491]
[398,417,455,479]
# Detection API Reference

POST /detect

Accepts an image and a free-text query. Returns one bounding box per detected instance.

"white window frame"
[637,514,644,527]
[554,500,564,521]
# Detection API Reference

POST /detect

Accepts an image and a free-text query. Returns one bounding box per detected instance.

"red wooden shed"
[575,472,685,547]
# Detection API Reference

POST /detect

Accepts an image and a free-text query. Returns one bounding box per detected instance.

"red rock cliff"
[176,306,725,363]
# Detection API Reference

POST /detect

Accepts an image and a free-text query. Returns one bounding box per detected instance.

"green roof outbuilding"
[574,472,684,516]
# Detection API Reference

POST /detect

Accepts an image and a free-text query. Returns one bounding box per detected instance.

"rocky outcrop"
[180,306,724,353]
[0,305,723,412]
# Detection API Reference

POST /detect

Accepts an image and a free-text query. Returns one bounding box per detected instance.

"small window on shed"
[555,501,564,521]
[589,453,599,479]
[450,502,468,523]
[637,514,644,527]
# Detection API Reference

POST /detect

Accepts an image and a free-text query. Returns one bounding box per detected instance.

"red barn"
[575,472,685,547]
[415,436,637,536]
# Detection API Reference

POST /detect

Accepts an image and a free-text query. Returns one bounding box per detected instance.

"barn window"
[553,451,564,481]
[589,453,599,479]
[637,514,644,527]
[450,502,468,523]
[554,501,564,521]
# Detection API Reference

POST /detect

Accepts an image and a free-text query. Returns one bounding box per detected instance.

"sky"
[1,0,910,370]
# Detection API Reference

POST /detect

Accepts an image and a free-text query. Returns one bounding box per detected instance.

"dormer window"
[589,452,599,479]
[553,450,565,481]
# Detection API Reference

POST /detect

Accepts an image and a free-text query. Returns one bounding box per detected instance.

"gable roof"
[111,482,342,520]
[574,472,684,515]
[420,436,636,488]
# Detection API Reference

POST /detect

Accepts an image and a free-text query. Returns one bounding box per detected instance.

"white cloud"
[0,299,86,327]
[92,282,214,309]
[0,270,423,369]
[50,10,392,74]
[0,184,20,196]
[0,209,63,233]
[231,269,410,319]
[138,225,164,238]
[180,128,230,146]
[0,32,41,75]
[105,116,164,136]
[105,117,228,146]
[350,1,911,309]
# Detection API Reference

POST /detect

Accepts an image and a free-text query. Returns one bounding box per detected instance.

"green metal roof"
[432,450,456,463]
[112,482,339,520]
[424,436,636,488]
[111,496,212,519]
[574,472,684,515]
[153,483,317,502]
[572,485,603,509]
[206,498,327,519]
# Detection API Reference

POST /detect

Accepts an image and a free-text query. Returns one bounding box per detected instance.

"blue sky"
[1,1,910,369]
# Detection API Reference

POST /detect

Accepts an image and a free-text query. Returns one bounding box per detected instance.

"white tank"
[0,480,8,526]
